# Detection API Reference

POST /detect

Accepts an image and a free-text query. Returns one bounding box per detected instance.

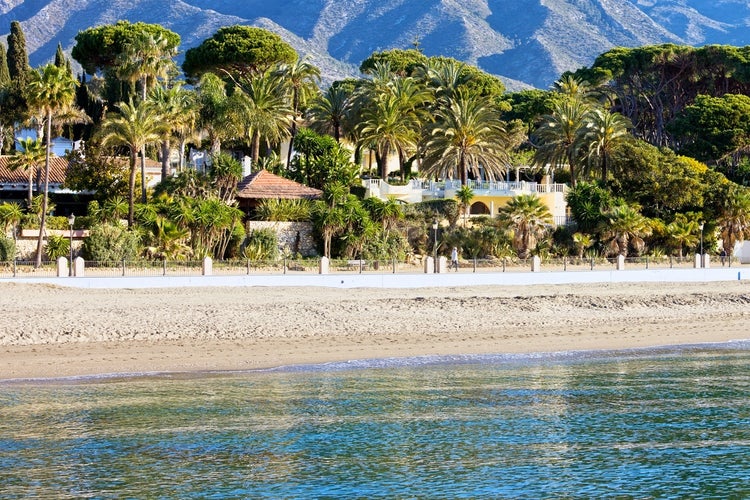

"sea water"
[1,344,749,499]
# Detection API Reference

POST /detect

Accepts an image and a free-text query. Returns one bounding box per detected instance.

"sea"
[1,343,749,499]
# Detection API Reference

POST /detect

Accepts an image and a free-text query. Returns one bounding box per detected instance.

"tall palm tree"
[497,194,553,259]
[232,70,293,164]
[718,187,750,256]
[97,99,166,226]
[149,83,198,178]
[421,88,509,185]
[533,99,590,187]
[196,72,234,156]
[308,85,353,143]
[8,137,45,208]
[580,109,632,183]
[275,58,321,167]
[117,31,177,202]
[26,64,78,267]
[356,92,421,179]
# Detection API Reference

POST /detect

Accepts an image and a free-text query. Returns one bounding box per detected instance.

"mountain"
[2,0,750,90]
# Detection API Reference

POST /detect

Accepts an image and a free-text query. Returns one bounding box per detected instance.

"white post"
[437,256,448,273]
[319,256,329,274]
[616,254,625,270]
[702,254,710,269]
[202,256,213,276]
[74,256,85,277]
[424,256,434,274]
[57,256,68,277]
[694,254,701,268]
[531,256,541,272]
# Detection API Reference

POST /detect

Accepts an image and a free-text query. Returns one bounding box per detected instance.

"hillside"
[1,0,749,89]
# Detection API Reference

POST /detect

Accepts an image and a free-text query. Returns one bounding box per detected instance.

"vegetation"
[0,20,749,264]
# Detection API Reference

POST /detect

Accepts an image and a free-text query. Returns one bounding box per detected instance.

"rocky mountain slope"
[1,0,748,89]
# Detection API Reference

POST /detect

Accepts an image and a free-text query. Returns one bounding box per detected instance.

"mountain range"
[1,0,749,90]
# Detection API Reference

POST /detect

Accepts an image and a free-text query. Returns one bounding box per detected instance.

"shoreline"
[2,280,749,380]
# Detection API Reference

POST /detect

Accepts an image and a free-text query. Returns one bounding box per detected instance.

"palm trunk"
[27,169,33,209]
[34,112,53,268]
[128,151,137,227]
[161,139,170,180]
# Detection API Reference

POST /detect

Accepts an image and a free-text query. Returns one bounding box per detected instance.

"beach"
[1,280,749,380]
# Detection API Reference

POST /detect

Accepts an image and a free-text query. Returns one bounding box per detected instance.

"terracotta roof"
[0,155,70,185]
[236,169,322,200]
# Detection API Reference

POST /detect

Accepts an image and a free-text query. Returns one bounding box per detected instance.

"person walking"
[451,246,459,271]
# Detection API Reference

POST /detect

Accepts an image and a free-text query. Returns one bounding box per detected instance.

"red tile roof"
[0,155,70,184]
[236,169,322,200]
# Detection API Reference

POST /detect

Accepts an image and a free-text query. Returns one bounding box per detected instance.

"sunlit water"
[1,344,749,499]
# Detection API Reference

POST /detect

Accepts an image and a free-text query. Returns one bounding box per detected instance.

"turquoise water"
[1,345,749,499]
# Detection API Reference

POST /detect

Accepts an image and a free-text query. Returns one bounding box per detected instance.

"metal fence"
[0,254,741,280]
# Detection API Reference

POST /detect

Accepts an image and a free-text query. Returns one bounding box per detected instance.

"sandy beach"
[1,280,749,380]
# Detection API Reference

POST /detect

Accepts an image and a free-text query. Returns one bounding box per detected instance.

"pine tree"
[54,42,66,68]
[7,21,30,86]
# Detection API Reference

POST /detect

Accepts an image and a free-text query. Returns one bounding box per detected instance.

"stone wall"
[246,221,318,257]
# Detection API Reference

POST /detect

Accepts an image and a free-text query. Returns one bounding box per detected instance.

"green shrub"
[45,234,70,260]
[82,223,142,263]
[255,198,311,221]
[242,228,279,261]
[0,236,16,261]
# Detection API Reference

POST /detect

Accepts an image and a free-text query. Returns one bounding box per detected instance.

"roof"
[0,155,70,185]
[236,169,322,200]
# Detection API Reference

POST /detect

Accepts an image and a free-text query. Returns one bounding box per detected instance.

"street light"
[699,222,704,257]
[68,213,75,277]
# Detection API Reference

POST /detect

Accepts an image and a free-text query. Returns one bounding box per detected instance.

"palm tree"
[149,83,198,178]
[455,185,475,226]
[421,88,509,185]
[117,31,177,201]
[0,201,23,239]
[533,99,590,187]
[196,72,234,156]
[666,215,699,258]
[232,70,293,164]
[275,58,321,168]
[601,204,652,257]
[718,187,750,257]
[580,109,632,183]
[8,137,45,208]
[308,85,353,143]
[26,64,78,267]
[497,194,553,259]
[97,99,166,226]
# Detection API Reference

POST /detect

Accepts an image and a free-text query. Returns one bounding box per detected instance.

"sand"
[1,280,749,380]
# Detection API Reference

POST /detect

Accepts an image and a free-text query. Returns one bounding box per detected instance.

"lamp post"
[432,219,438,271]
[699,222,704,257]
[68,213,75,277]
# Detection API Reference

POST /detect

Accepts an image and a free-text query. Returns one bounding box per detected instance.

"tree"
[232,69,293,164]
[580,109,632,183]
[421,88,509,185]
[26,64,78,267]
[97,99,166,226]
[8,137,45,208]
[666,214,699,257]
[600,204,652,257]
[275,57,321,168]
[182,26,297,80]
[455,185,474,226]
[497,194,553,259]
[7,21,30,86]
[149,83,198,178]
[196,72,234,156]
[717,186,750,257]
[533,99,590,187]
[308,84,353,143]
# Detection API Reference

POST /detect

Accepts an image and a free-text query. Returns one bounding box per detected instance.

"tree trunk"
[128,151,137,227]
[160,139,170,180]
[34,112,52,268]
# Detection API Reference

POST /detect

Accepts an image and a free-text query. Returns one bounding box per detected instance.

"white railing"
[418,179,567,194]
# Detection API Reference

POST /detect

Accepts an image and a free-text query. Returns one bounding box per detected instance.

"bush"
[242,228,279,261]
[254,198,312,221]
[45,234,70,260]
[82,223,142,263]
[0,236,16,261]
